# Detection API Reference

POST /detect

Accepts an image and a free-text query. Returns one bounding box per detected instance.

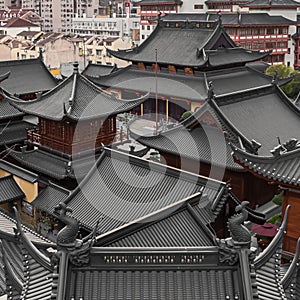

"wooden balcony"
[27,128,128,155]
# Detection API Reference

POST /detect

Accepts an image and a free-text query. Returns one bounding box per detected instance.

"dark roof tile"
[216,86,300,155]
[9,69,147,121]
[0,175,24,202]
[0,57,57,95]
[62,147,228,231]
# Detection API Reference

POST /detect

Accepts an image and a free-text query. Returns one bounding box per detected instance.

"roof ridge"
[254,205,290,269]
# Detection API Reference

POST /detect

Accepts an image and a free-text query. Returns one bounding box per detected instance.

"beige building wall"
[0,169,38,202]
[0,44,12,60]
[43,38,80,69]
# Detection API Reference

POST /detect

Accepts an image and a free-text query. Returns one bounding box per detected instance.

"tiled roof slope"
[162,12,296,26]
[9,64,148,121]
[0,57,57,95]
[32,183,70,214]
[83,62,116,77]
[100,196,216,247]
[88,65,208,101]
[89,64,278,101]
[67,268,240,300]
[231,144,300,188]
[131,121,242,170]
[241,0,300,8]
[0,175,24,202]
[0,209,54,300]
[215,85,300,155]
[0,98,24,120]
[0,120,35,146]
[61,147,229,231]
[9,147,97,180]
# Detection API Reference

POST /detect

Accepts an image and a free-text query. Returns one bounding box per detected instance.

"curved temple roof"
[231,143,300,188]
[7,63,148,121]
[109,18,269,68]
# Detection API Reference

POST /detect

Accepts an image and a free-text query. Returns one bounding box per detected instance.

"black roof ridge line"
[63,149,107,205]
[90,245,219,253]
[95,191,203,244]
[187,202,218,245]
[201,20,223,50]
[47,181,71,194]
[216,83,273,101]
[281,237,300,289]
[0,159,38,181]
[254,204,290,269]
[276,85,300,116]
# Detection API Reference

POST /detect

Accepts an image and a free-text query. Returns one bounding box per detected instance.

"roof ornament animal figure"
[52,202,99,266]
[228,201,251,245]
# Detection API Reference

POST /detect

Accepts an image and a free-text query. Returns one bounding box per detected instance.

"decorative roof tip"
[251,139,261,154]
[207,81,215,102]
[73,61,79,74]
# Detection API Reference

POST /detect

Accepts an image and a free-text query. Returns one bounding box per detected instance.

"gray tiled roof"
[67,267,240,300]
[0,120,35,146]
[111,17,269,67]
[216,86,300,155]
[131,122,242,170]
[241,0,300,7]
[90,64,276,101]
[206,65,276,96]
[110,19,236,67]
[8,147,96,180]
[169,12,296,25]
[231,144,300,187]
[83,63,116,77]
[102,198,215,247]
[9,69,147,121]
[62,148,228,231]
[32,183,70,214]
[0,98,24,120]
[0,57,57,95]
[89,65,208,101]
[0,175,24,202]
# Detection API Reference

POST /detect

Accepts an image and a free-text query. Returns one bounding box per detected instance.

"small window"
[194,4,204,9]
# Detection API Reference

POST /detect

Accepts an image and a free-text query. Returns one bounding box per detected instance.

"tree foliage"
[265,64,300,99]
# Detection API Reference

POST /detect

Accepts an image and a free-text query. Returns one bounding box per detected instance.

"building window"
[194,4,203,9]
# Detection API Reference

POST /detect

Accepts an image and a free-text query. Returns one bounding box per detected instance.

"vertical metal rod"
[155,48,158,135]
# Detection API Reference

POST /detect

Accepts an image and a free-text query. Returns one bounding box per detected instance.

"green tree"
[265,64,300,99]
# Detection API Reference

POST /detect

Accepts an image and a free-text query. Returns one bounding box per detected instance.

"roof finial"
[217,10,222,25]
[207,81,215,101]
[73,61,79,74]
[39,48,43,61]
